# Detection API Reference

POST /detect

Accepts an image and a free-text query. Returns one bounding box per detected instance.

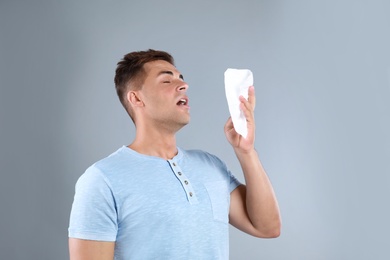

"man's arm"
[69,238,115,260]
[225,86,281,238]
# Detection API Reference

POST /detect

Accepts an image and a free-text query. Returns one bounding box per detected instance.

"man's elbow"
[254,222,282,238]
[264,226,281,238]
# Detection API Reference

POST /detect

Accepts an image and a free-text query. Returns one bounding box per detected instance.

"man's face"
[135,60,190,130]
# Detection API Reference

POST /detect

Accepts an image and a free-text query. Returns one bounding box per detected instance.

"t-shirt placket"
[167,160,199,205]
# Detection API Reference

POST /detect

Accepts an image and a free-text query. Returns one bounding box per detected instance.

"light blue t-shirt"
[69,146,241,259]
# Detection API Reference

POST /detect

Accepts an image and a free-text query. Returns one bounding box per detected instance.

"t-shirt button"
[189,192,193,197]
[178,172,182,176]
[184,180,188,185]
[172,162,176,166]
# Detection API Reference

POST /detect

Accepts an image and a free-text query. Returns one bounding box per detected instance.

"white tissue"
[224,68,253,138]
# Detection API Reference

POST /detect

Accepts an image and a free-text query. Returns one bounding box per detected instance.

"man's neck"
[129,128,178,160]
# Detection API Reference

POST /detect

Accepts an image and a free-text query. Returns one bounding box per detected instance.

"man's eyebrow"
[158,70,184,80]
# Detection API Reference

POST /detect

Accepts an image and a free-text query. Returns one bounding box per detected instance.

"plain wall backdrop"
[1,0,389,259]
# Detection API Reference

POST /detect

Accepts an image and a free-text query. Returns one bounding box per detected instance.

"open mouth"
[177,98,188,106]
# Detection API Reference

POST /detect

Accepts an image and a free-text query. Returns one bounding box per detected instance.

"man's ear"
[127,91,144,107]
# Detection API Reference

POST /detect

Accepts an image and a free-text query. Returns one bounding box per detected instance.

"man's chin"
[181,119,190,127]
[176,118,190,130]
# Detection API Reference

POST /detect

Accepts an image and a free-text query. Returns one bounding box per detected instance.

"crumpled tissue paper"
[224,68,253,138]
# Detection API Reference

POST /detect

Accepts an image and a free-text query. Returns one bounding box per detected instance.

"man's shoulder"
[94,146,128,166]
[180,148,225,166]
[181,148,211,158]
[82,146,132,179]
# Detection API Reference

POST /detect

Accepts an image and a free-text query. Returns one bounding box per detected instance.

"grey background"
[1,0,389,259]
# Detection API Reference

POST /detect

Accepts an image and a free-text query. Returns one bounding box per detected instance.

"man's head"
[114,49,175,123]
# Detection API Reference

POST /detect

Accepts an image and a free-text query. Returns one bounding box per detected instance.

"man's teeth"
[178,99,187,105]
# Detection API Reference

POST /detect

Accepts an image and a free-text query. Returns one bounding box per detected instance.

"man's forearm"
[235,148,281,236]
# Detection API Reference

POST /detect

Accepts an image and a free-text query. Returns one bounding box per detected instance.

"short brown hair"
[114,49,175,122]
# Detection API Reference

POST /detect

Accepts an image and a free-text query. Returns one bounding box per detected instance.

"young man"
[68,49,281,259]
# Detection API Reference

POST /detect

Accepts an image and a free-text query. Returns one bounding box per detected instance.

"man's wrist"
[234,147,257,158]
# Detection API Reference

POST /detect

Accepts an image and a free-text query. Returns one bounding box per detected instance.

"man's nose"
[177,81,189,92]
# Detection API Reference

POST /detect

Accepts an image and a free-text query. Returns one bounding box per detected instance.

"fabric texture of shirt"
[68,146,241,259]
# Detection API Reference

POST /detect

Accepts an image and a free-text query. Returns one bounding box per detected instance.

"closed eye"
[158,70,184,82]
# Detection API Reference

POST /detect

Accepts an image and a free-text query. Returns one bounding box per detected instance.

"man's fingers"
[224,117,234,130]
[248,86,256,109]
[239,86,255,112]
[240,101,254,123]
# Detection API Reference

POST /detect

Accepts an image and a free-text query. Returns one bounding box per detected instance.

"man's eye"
[163,81,171,83]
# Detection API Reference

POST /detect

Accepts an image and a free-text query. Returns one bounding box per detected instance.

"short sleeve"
[228,170,242,193]
[204,151,242,193]
[68,165,118,241]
